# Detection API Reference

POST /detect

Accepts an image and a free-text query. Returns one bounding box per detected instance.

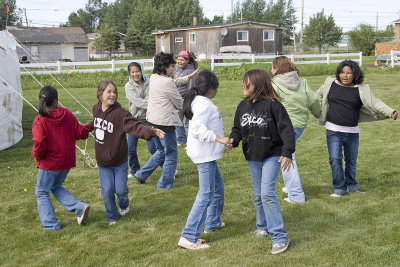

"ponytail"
[181,70,219,120]
[182,87,198,120]
[38,86,58,116]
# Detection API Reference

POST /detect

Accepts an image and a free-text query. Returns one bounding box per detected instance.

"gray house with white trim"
[7,26,89,62]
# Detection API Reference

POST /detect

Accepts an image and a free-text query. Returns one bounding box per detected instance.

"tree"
[304,10,342,53]
[93,24,120,55]
[67,0,104,33]
[347,23,394,56]
[0,0,22,30]
[263,0,296,46]
[227,0,266,22]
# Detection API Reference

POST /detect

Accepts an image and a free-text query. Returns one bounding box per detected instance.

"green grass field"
[1,69,400,266]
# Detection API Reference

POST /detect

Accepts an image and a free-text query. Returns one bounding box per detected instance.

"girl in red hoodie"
[32,86,92,231]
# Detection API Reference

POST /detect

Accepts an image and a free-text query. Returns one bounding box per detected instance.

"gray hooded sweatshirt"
[124,62,149,120]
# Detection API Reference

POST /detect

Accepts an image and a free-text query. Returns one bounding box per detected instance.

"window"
[237,31,248,42]
[175,37,183,43]
[263,30,274,41]
[189,33,196,43]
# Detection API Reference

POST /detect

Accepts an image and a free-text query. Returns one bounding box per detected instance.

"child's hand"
[188,68,201,79]
[216,136,231,145]
[279,156,294,172]
[152,127,165,139]
[392,111,398,120]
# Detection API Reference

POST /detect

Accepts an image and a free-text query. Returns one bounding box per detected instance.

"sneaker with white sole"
[77,204,90,225]
[282,187,288,194]
[120,206,129,216]
[128,174,134,179]
[254,229,269,238]
[204,222,225,233]
[109,221,117,226]
[283,197,296,204]
[178,236,210,250]
[271,241,289,254]
[330,193,342,198]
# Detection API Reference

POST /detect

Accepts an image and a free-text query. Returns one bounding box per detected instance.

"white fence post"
[327,53,330,64]
[211,55,215,71]
[391,50,394,68]
[251,54,255,64]
[111,59,115,73]
[359,52,362,66]
[290,54,294,63]
[57,61,62,74]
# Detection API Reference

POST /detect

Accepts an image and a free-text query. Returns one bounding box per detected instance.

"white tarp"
[0,31,23,150]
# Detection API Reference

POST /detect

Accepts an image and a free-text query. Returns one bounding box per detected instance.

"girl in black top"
[229,69,295,255]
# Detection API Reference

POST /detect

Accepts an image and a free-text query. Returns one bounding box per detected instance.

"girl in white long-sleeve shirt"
[178,71,231,250]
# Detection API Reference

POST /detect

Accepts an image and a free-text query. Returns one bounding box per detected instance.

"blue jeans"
[98,161,129,222]
[281,128,306,203]
[135,130,178,189]
[181,161,224,242]
[176,112,189,145]
[35,169,86,231]
[326,129,359,195]
[248,157,289,245]
[127,134,157,175]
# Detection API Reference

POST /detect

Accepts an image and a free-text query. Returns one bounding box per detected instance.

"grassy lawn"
[1,71,400,266]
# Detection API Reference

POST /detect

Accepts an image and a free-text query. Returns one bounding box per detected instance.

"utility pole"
[292,15,296,52]
[24,8,28,27]
[240,0,243,22]
[375,12,378,31]
[299,0,304,54]
[231,0,233,23]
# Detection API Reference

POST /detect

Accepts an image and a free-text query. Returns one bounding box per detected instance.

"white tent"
[0,31,23,150]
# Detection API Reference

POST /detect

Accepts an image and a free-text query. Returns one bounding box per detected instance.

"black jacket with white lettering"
[229,98,295,162]
[91,102,155,168]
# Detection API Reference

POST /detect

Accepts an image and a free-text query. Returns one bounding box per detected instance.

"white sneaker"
[204,222,225,233]
[254,229,269,238]
[77,204,90,225]
[282,187,288,194]
[271,241,290,254]
[109,221,117,226]
[128,174,134,179]
[330,193,342,198]
[120,206,129,216]
[178,236,210,250]
[283,197,295,203]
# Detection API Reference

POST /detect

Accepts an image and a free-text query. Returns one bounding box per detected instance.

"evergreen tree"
[94,24,120,55]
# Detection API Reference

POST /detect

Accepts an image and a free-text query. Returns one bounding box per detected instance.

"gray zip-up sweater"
[124,63,149,120]
[173,63,196,97]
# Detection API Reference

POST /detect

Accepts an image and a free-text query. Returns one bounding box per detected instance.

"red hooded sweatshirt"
[31,107,91,171]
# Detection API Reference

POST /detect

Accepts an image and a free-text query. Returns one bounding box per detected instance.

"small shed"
[7,26,89,62]
[375,19,400,57]
[153,21,283,57]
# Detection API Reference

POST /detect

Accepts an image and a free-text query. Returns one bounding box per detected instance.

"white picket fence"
[390,50,400,68]
[210,52,363,71]
[20,58,154,75]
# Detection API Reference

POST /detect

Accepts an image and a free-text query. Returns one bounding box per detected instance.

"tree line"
[0,0,396,56]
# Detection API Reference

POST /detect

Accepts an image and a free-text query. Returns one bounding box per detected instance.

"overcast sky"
[15,0,400,31]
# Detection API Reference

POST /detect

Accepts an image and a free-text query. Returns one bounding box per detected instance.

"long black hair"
[335,60,364,85]
[38,86,58,116]
[153,52,176,75]
[243,69,280,103]
[182,70,219,120]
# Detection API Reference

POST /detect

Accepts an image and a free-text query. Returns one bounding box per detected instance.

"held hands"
[151,127,165,139]
[279,156,294,172]
[392,111,398,120]
[215,136,234,151]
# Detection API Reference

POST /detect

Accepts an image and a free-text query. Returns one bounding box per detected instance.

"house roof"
[6,26,89,44]
[394,19,400,23]
[153,21,282,35]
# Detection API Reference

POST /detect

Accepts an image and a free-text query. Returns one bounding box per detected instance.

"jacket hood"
[40,107,67,126]
[274,71,301,91]
[128,62,148,86]
[94,101,122,114]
